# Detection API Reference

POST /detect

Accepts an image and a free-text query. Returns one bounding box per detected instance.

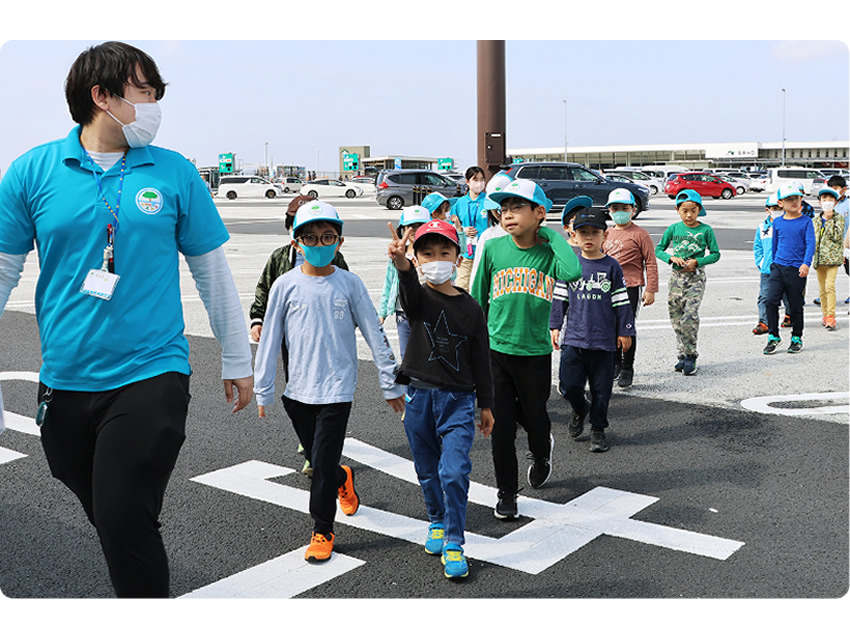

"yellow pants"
[816,265,840,318]
[455,257,474,291]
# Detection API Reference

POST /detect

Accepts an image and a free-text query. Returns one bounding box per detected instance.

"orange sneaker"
[305,532,334,562]
[338,465,360,515]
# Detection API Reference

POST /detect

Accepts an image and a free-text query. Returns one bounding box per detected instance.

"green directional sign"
[438,157,454,171]
[343,152,359,171]
[219,153,235,174]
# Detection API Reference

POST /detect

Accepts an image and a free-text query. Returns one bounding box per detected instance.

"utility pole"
[781,88,786,167]
[477,41,506,180]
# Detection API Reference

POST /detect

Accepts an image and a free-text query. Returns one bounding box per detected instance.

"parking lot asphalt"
[1,192,847,627]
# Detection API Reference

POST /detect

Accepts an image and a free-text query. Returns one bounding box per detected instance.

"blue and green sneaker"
[424,523,445,555]
[441,542,469,579]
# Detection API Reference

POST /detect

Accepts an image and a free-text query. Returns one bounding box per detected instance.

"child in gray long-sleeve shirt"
[253,201,405,563]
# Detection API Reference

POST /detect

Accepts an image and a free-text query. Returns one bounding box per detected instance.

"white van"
[640,165,691,183]
[763,167,827,196]
[216,176,283,200]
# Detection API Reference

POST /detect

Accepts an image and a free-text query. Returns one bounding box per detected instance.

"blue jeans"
[402,385,475,546]
[757,272,789,324]
[395,311,411,360]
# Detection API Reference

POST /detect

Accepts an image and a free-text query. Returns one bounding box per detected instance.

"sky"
[1,4,848,178]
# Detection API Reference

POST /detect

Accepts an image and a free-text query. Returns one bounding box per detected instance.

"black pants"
[282,396,351,536]
[489,350,552,495]
[616,286,641,371]
[766,263,808,338]
[38,372,190,598]
[559,346,615,431]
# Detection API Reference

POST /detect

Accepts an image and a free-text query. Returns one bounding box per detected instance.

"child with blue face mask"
[601,189,659,387]
[253,200,405,564]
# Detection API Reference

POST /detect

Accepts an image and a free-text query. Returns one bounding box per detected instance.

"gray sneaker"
[590,430,610,453]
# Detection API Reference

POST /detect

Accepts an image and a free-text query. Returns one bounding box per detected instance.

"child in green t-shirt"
[655,189,721,376]
[471,178,581,520]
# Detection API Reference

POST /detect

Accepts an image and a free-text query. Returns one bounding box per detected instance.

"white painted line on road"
[741,392,850,416]
[179,548,365,599]
[0,447,27,465]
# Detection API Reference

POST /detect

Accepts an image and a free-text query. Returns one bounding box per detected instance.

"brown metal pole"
[477,40,506,181]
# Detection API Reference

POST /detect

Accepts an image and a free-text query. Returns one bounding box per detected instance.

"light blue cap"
[818,187,840,200]
[420,192,459,215]
[487,178,553,212]
[765,192,779,207]
[399,205,431,226]
[675,189,706,217]
[777,184,803,200]
[293,200,343,231]
[482,196,500,211]
[561,195,593,224]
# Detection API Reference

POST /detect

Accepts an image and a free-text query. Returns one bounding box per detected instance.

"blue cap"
[293,200,343,231]
[675,189,706,217]
[482,196,500,211]
[818,187,840,200]
[487,178,553,212]
[420,192,459,215]
[561,195,593,224]
[399,205,431,226]
[777,184,803,200]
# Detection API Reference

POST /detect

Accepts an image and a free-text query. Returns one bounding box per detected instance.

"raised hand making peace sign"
[387,222,415,271]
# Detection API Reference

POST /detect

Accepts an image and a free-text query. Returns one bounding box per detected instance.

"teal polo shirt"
[450,191,489,258]
[0,127,230,391]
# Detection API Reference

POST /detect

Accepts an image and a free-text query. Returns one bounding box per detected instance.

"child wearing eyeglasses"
[253,200,405,564]
[248,194,350,476]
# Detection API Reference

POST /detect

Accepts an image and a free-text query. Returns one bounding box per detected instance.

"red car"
[665,172,737,200]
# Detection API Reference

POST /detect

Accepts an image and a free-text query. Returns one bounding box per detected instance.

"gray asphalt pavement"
[1,193,847,629]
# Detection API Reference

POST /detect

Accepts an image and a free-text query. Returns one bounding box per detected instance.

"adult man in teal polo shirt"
[0,41,253,597]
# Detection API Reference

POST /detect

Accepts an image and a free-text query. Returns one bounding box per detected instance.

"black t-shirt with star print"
[395,264,493,409]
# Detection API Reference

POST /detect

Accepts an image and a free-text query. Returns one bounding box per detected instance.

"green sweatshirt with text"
[654,221,721,269]
[471,226,582,356]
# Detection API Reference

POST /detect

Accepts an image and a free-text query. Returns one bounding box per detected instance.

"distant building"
[507,140,849,171]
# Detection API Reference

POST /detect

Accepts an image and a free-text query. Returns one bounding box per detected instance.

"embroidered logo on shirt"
[423,310,468,372]
[136,188,164,215]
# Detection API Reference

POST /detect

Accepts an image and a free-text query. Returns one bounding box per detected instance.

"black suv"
[504,162,650,218]
[376,169,468,210]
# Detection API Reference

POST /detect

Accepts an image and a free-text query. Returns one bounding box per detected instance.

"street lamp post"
[781,88,786,167]
[264,142,269,177]
[563,99,568,162]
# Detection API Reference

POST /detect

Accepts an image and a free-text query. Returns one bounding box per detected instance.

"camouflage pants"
[667,268,706,358]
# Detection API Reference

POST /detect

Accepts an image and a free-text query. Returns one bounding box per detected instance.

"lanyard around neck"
[86,152,127,233]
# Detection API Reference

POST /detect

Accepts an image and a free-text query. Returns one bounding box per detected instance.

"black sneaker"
[527,434,554,488]
[674,356,685,372]
[590,430,609,453]
[569,403,589,438]
[682,356,697,376]
[618,368,633,387]
[763,337,781,355]
[494,490,518,520]
[787,336,803,354]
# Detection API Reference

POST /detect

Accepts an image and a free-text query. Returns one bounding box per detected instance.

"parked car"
[721,176,749,195]
[664,172,736,200]
[503,162,650,218]
[605,169,663,195]
[750,175,770,193]
[760,167,828,195]
[300,179,363,199]
[277,176,304,193]
[716,171,751,189]
[345,179,375,196]
[217,175,283,200]
[375,169,467,210]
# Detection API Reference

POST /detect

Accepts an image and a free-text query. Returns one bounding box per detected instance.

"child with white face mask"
[386,219,494,579]
[450,166,489,290]
[812,188,846,330]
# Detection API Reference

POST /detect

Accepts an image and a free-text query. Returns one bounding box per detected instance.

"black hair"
[413,234,460,258]
[465,166,485,181]
[827,175,846,189]
[293,219,343,240]
[65,41,167,126]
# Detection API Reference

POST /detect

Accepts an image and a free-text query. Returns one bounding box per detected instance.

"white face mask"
[820,200,835,212]
[769,209,783,219]
[418,260,456,285]
[106,96,162,148]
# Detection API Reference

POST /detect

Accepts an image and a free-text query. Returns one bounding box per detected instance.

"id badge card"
[81,269,120,301]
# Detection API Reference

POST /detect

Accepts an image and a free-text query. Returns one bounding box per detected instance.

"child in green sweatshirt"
[471,178,581,520]
[655,189,721,376]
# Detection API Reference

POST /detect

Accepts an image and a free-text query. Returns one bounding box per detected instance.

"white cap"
[606,188,635,207]
[486,172,514,196]
[293,200,343,231]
